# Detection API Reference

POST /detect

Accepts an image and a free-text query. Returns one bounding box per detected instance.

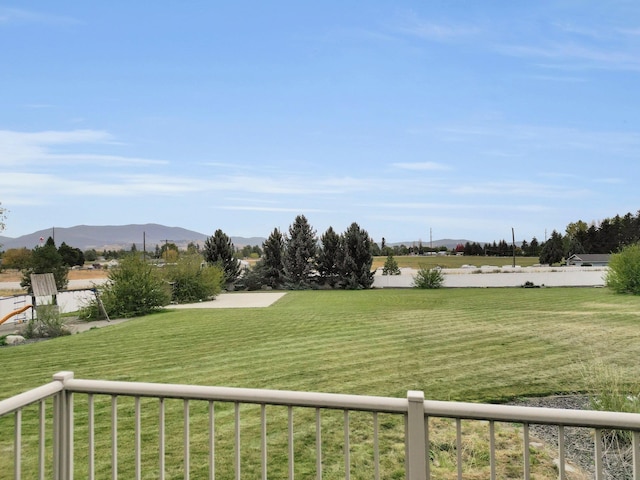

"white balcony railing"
[2,371,640,479]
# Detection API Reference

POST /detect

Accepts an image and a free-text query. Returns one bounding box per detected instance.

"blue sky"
[1,2,639,244]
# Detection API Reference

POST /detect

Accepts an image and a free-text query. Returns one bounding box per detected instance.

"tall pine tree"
[317,226,341,286]
[283,215,317,288]
[203,229,241,284]
[257,228,286,288]
[339,222,374,289]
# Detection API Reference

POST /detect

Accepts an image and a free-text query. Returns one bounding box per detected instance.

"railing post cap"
[53,371,74,383]
[407,390,425,402]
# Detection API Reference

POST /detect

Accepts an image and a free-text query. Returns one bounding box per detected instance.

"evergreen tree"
[258,228,286,288]
[283,215,317,288]
[339,222,374,289]
[382,254,400,275]
[539,230,564,265]
[203,229,241,283]
[317,226,341,286]
[20,236,69,293]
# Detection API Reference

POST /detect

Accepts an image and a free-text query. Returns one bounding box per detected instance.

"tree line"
[203,215,375,290]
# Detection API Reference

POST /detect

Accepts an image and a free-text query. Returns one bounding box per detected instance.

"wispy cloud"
[0,7,79,26]
[391,161,451,171]
[0,129,166,167]
[496,42,640,72]
[396,15,481,42]
[219,206,328,213]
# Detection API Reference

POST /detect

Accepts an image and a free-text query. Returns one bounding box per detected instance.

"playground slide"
[0,305,33,326]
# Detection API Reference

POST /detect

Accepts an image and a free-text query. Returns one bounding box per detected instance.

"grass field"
[373,255,541,270]
[2,287,639,401]
[1,287,639,478]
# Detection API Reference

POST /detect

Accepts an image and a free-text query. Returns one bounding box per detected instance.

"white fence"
[2,372,640,479]
[373,266,608,288]
[0,290,96,327]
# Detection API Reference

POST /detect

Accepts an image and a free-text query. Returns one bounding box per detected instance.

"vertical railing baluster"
[88,395,95,480]
[288,406,294,480]
[159,398,165,480]
[135,397,141,480]
[184,399,190,480]
[316,408,322,480]
[344,410,350,480]
[425,416,431,480]
[15,409,22,480]
[39,400,46,480]
[261,404,267,480]
[523,423,530,480]
[558,426,565,480]
[209,401,215,480]
[53,392,60,480]
[632,430,640,480]
[594,428,603,480]
[111,396,118,480]
[489,421,496,480]
[235,402,241,480]
[67,391,74,480]
[373,412,380,480]
[456,418,462,479]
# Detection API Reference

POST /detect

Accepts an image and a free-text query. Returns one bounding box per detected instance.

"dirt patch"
[0,269,108,283]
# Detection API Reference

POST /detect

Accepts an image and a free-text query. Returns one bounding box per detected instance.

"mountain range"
[0,224,474,252]
[0,224,266,251]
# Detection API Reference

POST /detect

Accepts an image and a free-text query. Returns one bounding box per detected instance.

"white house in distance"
[566,253,611,267]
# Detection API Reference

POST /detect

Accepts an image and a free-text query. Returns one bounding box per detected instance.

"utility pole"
[512,227,516,268]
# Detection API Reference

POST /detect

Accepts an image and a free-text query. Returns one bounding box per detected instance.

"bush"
[23,303,70,338]
[165,255,224,303]
[96,255,171,318]
[412,266,444,289]
[606,243,640,295]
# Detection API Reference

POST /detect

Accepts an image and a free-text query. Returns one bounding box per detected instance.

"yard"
[1,287,639,478]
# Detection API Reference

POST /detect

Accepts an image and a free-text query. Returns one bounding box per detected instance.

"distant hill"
[390,239,481,250]
[0,224,266,251]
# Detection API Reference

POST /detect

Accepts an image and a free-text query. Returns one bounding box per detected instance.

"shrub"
[606,243,640,295]
[412,265,444,289]
[165,255,224,303]
[23,303,69,338]
[96,255,171,318]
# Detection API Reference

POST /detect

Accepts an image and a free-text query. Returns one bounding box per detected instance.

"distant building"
[566,253,611,267]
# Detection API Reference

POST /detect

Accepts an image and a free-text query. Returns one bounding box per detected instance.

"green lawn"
[2,287,640,401]
[2,288,639,478]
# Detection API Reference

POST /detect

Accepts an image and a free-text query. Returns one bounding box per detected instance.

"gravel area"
[511,395,634,479]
